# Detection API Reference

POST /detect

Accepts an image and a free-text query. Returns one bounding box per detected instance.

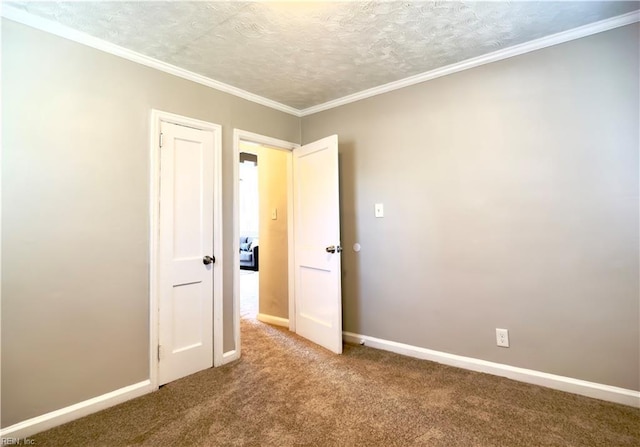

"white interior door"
[158,121,214,385]
[293,135,343,354]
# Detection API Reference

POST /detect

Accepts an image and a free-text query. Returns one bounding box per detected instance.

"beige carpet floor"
[32,316,639,446]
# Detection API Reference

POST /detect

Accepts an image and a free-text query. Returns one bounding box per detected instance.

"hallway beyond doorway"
[240,271,258,319]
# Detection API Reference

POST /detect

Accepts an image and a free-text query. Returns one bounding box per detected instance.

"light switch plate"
[375,203,384,218]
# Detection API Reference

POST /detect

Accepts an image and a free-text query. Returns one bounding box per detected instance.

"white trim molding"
[222,350,240,365]
[257,313,289,328]
[0,381,153,440]
[2,5,637,118]
[0,5,300,117]
[343,332,640,408]
[300,10,640,116]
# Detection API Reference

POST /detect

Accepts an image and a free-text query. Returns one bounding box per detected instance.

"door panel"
[159,121,214,385]
[172,282,205,350]
[293,135,343,354]
[173,138,206,258]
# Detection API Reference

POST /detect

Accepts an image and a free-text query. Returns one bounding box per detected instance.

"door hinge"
[157,345,162,361]
[159,132,163,148]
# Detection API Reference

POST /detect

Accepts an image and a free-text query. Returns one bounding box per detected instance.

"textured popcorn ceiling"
[7,1,639,110]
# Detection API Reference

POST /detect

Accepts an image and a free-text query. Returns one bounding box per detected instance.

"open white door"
[293,135,343,354]
[158,121,214,385]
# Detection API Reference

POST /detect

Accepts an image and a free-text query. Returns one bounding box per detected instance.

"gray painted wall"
[1,19,299,427]
[302,24,639,391]
[3,15,638,431]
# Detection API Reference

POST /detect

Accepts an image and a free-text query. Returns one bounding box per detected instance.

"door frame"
[149,109,223,390]
[232,129,298,360]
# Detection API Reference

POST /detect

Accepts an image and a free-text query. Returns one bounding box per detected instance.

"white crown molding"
[343,331,640,408]
[0,4,302,117]
[300,10,640,116]
[2,5,638,122]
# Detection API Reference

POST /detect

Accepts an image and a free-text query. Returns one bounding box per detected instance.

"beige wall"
[257,147,289,319]
[302,24,640,391]
[1,19,299,427]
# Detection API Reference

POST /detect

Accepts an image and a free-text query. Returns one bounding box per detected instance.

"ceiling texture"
[5,1,640,112]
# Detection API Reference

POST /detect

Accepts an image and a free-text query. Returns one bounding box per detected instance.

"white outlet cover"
[496,328,509,348]
[375,203,384,218]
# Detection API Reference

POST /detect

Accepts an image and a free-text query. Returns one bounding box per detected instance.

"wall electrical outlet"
[496,328,509,347]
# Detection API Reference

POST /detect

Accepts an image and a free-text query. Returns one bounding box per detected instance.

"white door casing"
[293,135,343,354]
[157,120,215,385]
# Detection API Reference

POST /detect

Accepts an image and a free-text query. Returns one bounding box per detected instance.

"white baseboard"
[221,349,240,365]
[343,331,640,408]
[0,380,153,440]
[257,313,289,328]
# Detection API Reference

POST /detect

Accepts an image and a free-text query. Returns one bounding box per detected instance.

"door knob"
[203,255,215,265]
[325,245,342,253]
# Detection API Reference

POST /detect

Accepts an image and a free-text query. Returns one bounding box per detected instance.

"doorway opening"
[238,141,291,326]
[232,130,298,362]
[232,130,344,360]
[239,150,259,320]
